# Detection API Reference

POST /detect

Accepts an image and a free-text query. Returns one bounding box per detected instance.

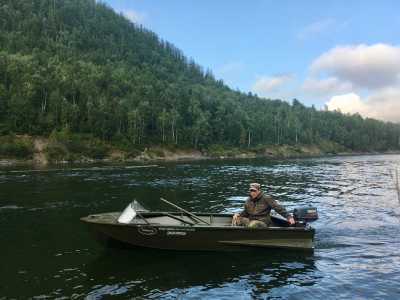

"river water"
[1,155,399,299]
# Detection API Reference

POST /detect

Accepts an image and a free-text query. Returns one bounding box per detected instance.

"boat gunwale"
[80,212,315,233]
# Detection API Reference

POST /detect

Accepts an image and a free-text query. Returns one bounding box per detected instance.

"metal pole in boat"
[160,197,210,225]
[395,168,400,203]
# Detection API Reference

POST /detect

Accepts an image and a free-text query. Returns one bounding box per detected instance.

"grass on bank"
[0,130,350,163]
[46,129,110,161]
[0,135,34,159]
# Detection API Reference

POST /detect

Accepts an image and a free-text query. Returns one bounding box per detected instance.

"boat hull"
[81,212,315,251]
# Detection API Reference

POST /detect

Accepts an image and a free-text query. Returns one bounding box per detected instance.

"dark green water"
[1,155,400,299]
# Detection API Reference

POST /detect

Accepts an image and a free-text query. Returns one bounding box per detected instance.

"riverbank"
[1,134,399,168]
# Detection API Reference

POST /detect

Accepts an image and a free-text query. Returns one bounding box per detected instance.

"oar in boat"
[160,197,210,225]
[163,212,196,226]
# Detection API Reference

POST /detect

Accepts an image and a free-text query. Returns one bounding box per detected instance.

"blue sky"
[103,0,400,122]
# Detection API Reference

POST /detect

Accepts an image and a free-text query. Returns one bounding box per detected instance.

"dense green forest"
[0,0,399,159]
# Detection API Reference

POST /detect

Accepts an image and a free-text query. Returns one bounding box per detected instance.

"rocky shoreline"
[1,143,399,168]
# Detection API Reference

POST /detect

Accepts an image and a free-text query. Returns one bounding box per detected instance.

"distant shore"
[1,136,399,168]
[1,151,400,168]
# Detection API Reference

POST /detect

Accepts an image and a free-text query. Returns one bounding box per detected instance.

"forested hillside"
[0,0,399,158]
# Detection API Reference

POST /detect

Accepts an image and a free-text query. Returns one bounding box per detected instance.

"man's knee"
[232,217,250,226]
[248,220,267,228]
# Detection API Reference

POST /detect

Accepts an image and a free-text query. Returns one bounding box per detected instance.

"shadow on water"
[83,247,317,299]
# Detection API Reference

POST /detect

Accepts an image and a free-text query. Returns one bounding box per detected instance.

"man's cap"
[249,183,261,192]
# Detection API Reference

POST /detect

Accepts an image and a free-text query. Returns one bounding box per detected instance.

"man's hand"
[232,213,241,226]
[287,216,295,225]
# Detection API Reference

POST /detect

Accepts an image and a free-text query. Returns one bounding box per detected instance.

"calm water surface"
[1,155,400,299]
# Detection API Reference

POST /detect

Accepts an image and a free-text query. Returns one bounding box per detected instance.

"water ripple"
[1,155,400,299]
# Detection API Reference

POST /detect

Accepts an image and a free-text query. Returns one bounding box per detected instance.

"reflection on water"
[1,155,400,299]
[84,249,316,299]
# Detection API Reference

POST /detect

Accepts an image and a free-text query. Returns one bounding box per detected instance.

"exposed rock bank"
[0,136,398,168]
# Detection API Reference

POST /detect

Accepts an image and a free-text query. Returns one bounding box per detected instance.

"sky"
[103,0,400,123]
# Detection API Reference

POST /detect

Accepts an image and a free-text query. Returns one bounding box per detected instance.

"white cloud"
[311,44,400,89]
[304,43,400,122]
[302,77,353,96]
[365,87,400,122]
[326,88,400,122]
[214,62,246,89]
[326,93,369,115]
[216,62,245,77]
[121,9,146,24]
[297,18,337,40]
[252,74,293,96]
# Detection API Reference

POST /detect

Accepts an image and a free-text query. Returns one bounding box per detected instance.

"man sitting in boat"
[232,183,295,227]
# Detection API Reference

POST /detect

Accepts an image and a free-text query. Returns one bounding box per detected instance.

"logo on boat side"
[138,226,158,236]
[166,231,187,236]
[159,227,195,232]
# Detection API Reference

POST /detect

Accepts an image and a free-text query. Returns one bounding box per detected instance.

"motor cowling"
[293,207,318,222]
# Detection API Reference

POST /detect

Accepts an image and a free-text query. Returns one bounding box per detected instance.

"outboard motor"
[293,207,318,222]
